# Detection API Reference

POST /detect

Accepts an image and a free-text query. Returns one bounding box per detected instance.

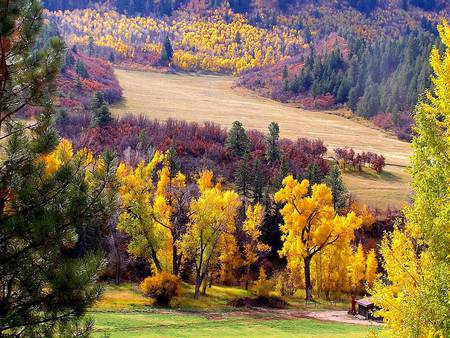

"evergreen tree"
[0,1,117,335]
[265,122,281,164]
[76,59,89,79]
[274,154,289,190]
[235,153,252,201]
[91,92,112,127]
[88,35,95,56]
[282,65,289,80]
[226,121,249,158]
[167,142,181,178]
[160,34,174,65]
[304,162,324,186]
[251,158,264,204]
[324,165,348,211]
[93,104,113,127]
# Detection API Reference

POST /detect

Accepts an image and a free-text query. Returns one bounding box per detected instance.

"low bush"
[139,272,180,306]
[254,267,273,297]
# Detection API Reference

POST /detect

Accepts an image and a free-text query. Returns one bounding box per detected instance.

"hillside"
[111,68,411,210]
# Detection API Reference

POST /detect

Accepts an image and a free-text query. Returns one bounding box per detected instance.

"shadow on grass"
[343,167,402,182]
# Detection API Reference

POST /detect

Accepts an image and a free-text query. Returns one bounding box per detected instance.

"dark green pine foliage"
[88,35,95,56]
[91,92,112,127]
[160,35,174,65]
[265,122,281,164]
[226,121,249,158]
[235,153,252,202]
[0,1,117,335]
[251,158,264,204]
[304,162,325,186]
[167,142,181,179]
[76,59,89,79]
[274,154,290,190]
[324,165,348,212]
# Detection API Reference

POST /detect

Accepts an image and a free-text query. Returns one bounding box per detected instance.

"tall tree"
[180,170,241,299]
[91,92,112,127]
[117,151,189,276]
[265,122,281,164]
[324,165,348,212]
[0,1,117,336]
[371,20,450,337]
[160,34,174,66]
[226,120,249,158]
[275,177,362,300]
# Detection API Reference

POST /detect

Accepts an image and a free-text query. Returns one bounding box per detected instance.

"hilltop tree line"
[43,0,447,15]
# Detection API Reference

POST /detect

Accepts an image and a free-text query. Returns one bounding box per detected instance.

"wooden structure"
[356,297,379,320]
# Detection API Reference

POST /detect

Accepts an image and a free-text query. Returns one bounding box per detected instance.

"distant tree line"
[43,0,448,16]
[283,30,439,139]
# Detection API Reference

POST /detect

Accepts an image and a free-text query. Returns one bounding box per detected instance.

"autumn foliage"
[140,272,180,306]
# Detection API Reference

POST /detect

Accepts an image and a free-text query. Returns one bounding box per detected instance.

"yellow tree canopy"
[275,176,362,262]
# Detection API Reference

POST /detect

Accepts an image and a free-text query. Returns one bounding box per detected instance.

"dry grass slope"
[111,69,411,210]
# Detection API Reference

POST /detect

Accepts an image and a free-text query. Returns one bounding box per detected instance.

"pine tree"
[91,92,112,127]
[88,35,95,56]
[235,153,252,202]
[0,1,117,335]
[160,34,174,65]
[251,158,264,204]
[226,121,249,158]
[265,122,281,164]
[76,59,89,79]
[324,165,348,212]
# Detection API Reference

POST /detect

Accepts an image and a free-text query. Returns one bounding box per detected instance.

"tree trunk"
[304,256,313,301]
[172,244,179,276]
[150,247,162,273]
[201,279,207,295]
[115,260,121,285]
[245,265,251,290]
[194,273,202,299]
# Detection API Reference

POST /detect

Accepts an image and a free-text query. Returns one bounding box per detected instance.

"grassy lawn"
[90,284,378,337]
[91,311,374,338]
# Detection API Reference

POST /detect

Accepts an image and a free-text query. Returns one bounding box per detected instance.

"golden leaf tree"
[179,170,241,299]
[371,20,450,337]
[242,203,269,289]
[275,176,362,301]
[117,151,189,275]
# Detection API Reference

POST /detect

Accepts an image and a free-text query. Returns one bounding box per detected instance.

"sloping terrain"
[111,68,411,210]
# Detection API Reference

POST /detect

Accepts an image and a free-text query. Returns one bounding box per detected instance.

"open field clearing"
[111,69,412,210]
[91,284,379,337]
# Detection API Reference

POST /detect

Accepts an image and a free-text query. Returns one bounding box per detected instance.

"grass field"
[90,284,379,337]
[111,68,411,210]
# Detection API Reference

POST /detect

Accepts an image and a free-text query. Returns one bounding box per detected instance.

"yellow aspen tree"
[179,170,241,299]
[365,249,378,289]
[371,20,450,337]
[275,176,362,301]
[117,151,188,275]
[242,204,270,289]
[218,233,242,286]
[116,152,166,272]
[349,244,366,294]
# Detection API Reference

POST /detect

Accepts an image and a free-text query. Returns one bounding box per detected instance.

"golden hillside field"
[111,68,411,210]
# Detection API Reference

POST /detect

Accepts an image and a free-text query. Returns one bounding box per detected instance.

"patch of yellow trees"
[274,176,377,301]
[49,8,303,74]
[116,150,378,301]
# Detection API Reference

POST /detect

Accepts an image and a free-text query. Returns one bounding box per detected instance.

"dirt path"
[188,308,383,326]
